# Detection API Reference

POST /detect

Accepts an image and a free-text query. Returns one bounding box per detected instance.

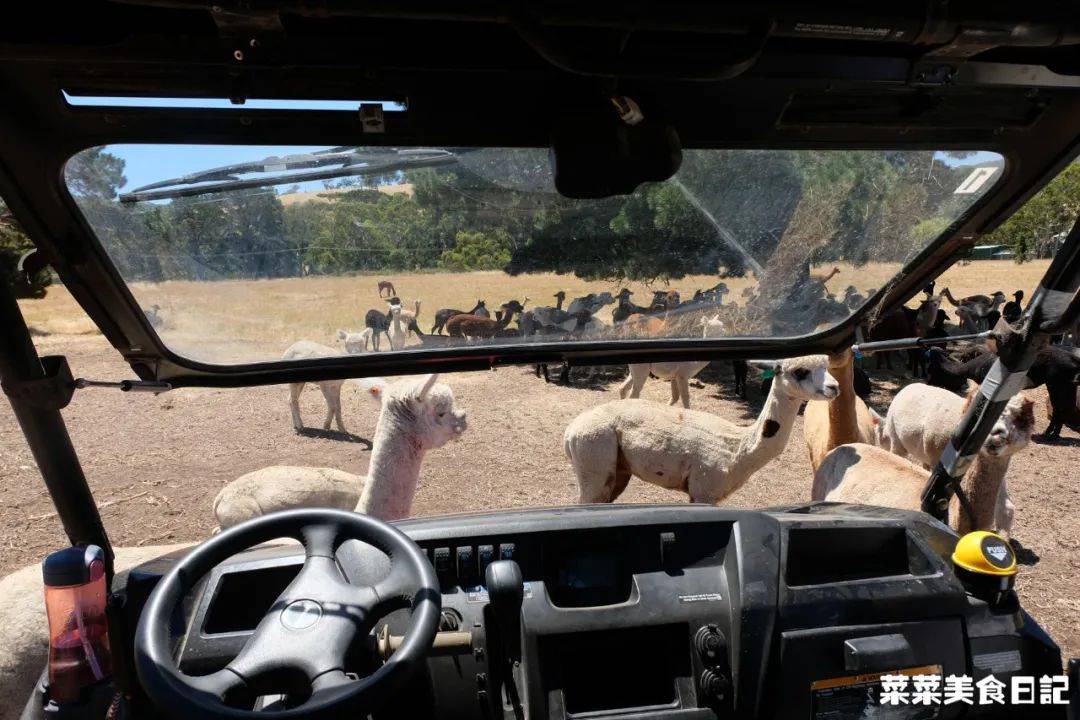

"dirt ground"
[1,329,1077,660]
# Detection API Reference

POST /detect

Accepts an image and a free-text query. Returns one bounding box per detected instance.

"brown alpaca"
[446,301,523,339]
[812,266,841,287]
[378,280,396,298]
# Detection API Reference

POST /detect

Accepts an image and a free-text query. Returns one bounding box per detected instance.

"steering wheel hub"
[280,599,322,631]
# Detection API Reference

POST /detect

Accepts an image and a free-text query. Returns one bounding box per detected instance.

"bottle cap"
[42,545,104,587]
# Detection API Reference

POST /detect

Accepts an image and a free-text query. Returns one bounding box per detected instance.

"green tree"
[1,199,50,297]
[983,162,1080,261]
[440,229,511,271]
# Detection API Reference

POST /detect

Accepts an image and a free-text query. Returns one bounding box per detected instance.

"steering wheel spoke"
[300,522,341,559]
[135,508,440,720]
[188,667,247,700]
[374,562,424,611]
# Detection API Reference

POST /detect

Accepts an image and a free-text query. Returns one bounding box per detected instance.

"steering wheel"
[134,508,441,719]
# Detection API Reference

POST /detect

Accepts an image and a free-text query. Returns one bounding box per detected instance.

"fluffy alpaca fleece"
[566,355,839,505]
[817,388,1035,534]
[213,374,467,529]
[803,349,882,474]
[619,315,726,408]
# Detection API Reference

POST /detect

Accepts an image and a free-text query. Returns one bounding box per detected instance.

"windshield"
[65,145,1002,365]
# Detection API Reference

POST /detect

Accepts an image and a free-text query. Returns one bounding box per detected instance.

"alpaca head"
[976,391,1035,459]
[594,292,615,306]
[754,355,839,401]
[617,288,633,300]
[1013,290,1024,301]
[383,374,467,450]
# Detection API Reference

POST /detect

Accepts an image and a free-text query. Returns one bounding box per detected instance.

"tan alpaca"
[566,355,839,505]
[803,349,882,474]
[817,389,1034,534]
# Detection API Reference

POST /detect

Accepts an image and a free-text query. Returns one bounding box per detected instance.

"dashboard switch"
[478,544,495,577]
[498,543,516,561]
[659,531,677,569]
[433,547,452,584]
[456,545,476,584]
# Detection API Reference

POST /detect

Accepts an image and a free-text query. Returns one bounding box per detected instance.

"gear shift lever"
[485,559,524,661]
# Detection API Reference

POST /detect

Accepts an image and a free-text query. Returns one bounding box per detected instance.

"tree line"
[5,146,1067,298]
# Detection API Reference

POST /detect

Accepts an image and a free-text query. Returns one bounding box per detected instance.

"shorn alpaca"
[282,341,387,432]
[816,387,1034,535]
[802,349,882,474]
[337,328,373,354]
[619,315,726,408]
[213,374,467,529]
[566,355,839,504]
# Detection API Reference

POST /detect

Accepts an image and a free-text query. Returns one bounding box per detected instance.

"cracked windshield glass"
[66,145,1002,364]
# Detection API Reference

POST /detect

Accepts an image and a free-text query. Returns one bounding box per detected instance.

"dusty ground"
[1,330,1077,660]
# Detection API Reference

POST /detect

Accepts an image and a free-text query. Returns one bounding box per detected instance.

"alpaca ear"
[337,330,347,340]
[415,373,439,401]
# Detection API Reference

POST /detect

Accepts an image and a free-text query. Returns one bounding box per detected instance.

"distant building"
[970,244,1008,260]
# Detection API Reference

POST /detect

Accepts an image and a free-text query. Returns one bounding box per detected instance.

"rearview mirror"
[550,97,681,199]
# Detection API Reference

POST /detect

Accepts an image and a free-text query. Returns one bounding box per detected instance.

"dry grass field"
[3,257,1076,668]
[20,260,1049,364]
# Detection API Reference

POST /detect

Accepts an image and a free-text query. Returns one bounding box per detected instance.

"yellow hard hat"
[952,531,1017,577]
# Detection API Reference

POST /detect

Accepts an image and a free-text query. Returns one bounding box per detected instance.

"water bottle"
[42,545,111,703]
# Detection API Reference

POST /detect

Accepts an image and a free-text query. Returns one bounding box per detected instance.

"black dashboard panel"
[119,503,1065,720]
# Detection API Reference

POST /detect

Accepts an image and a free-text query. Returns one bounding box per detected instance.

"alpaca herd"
[216,275,1072,542]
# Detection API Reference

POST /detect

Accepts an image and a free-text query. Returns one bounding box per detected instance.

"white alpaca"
[282,341,386,432]
[816,387,1034,535]
[620,315,725,408]
[396,299,422,335]
[337,328,374,354]
[213,374,467,529]
[387,305,408,350]
[566,355,839,504]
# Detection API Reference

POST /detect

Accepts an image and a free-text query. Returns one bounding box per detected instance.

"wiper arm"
[118,148,459,203]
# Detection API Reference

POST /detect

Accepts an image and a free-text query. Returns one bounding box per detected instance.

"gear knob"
[485,560,523,660]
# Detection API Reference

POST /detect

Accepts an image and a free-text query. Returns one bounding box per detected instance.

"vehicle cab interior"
[1,2,1079,719]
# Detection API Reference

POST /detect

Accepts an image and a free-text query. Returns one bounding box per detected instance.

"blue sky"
[66,95,1003,193]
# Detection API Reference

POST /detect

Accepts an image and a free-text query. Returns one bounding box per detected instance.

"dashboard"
[118,503,1064,719]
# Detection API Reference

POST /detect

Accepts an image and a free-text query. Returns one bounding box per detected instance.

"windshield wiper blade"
[118,148,458,203]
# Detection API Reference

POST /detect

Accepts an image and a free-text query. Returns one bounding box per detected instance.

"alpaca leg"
[668,379,680,406]
[568,429,623,504]
[994,479,1014,538]
[322,383,346,433]
[619,371,635,399]
[676,375,692,409]
[626,366,648,398]
[289,383,305,431]
[318,383,337,431]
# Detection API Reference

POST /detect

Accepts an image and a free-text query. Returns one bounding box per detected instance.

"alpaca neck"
[952,452,1009,534]
[734,383,803,476]
[826,356,861,449]
[357,410,426,521]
